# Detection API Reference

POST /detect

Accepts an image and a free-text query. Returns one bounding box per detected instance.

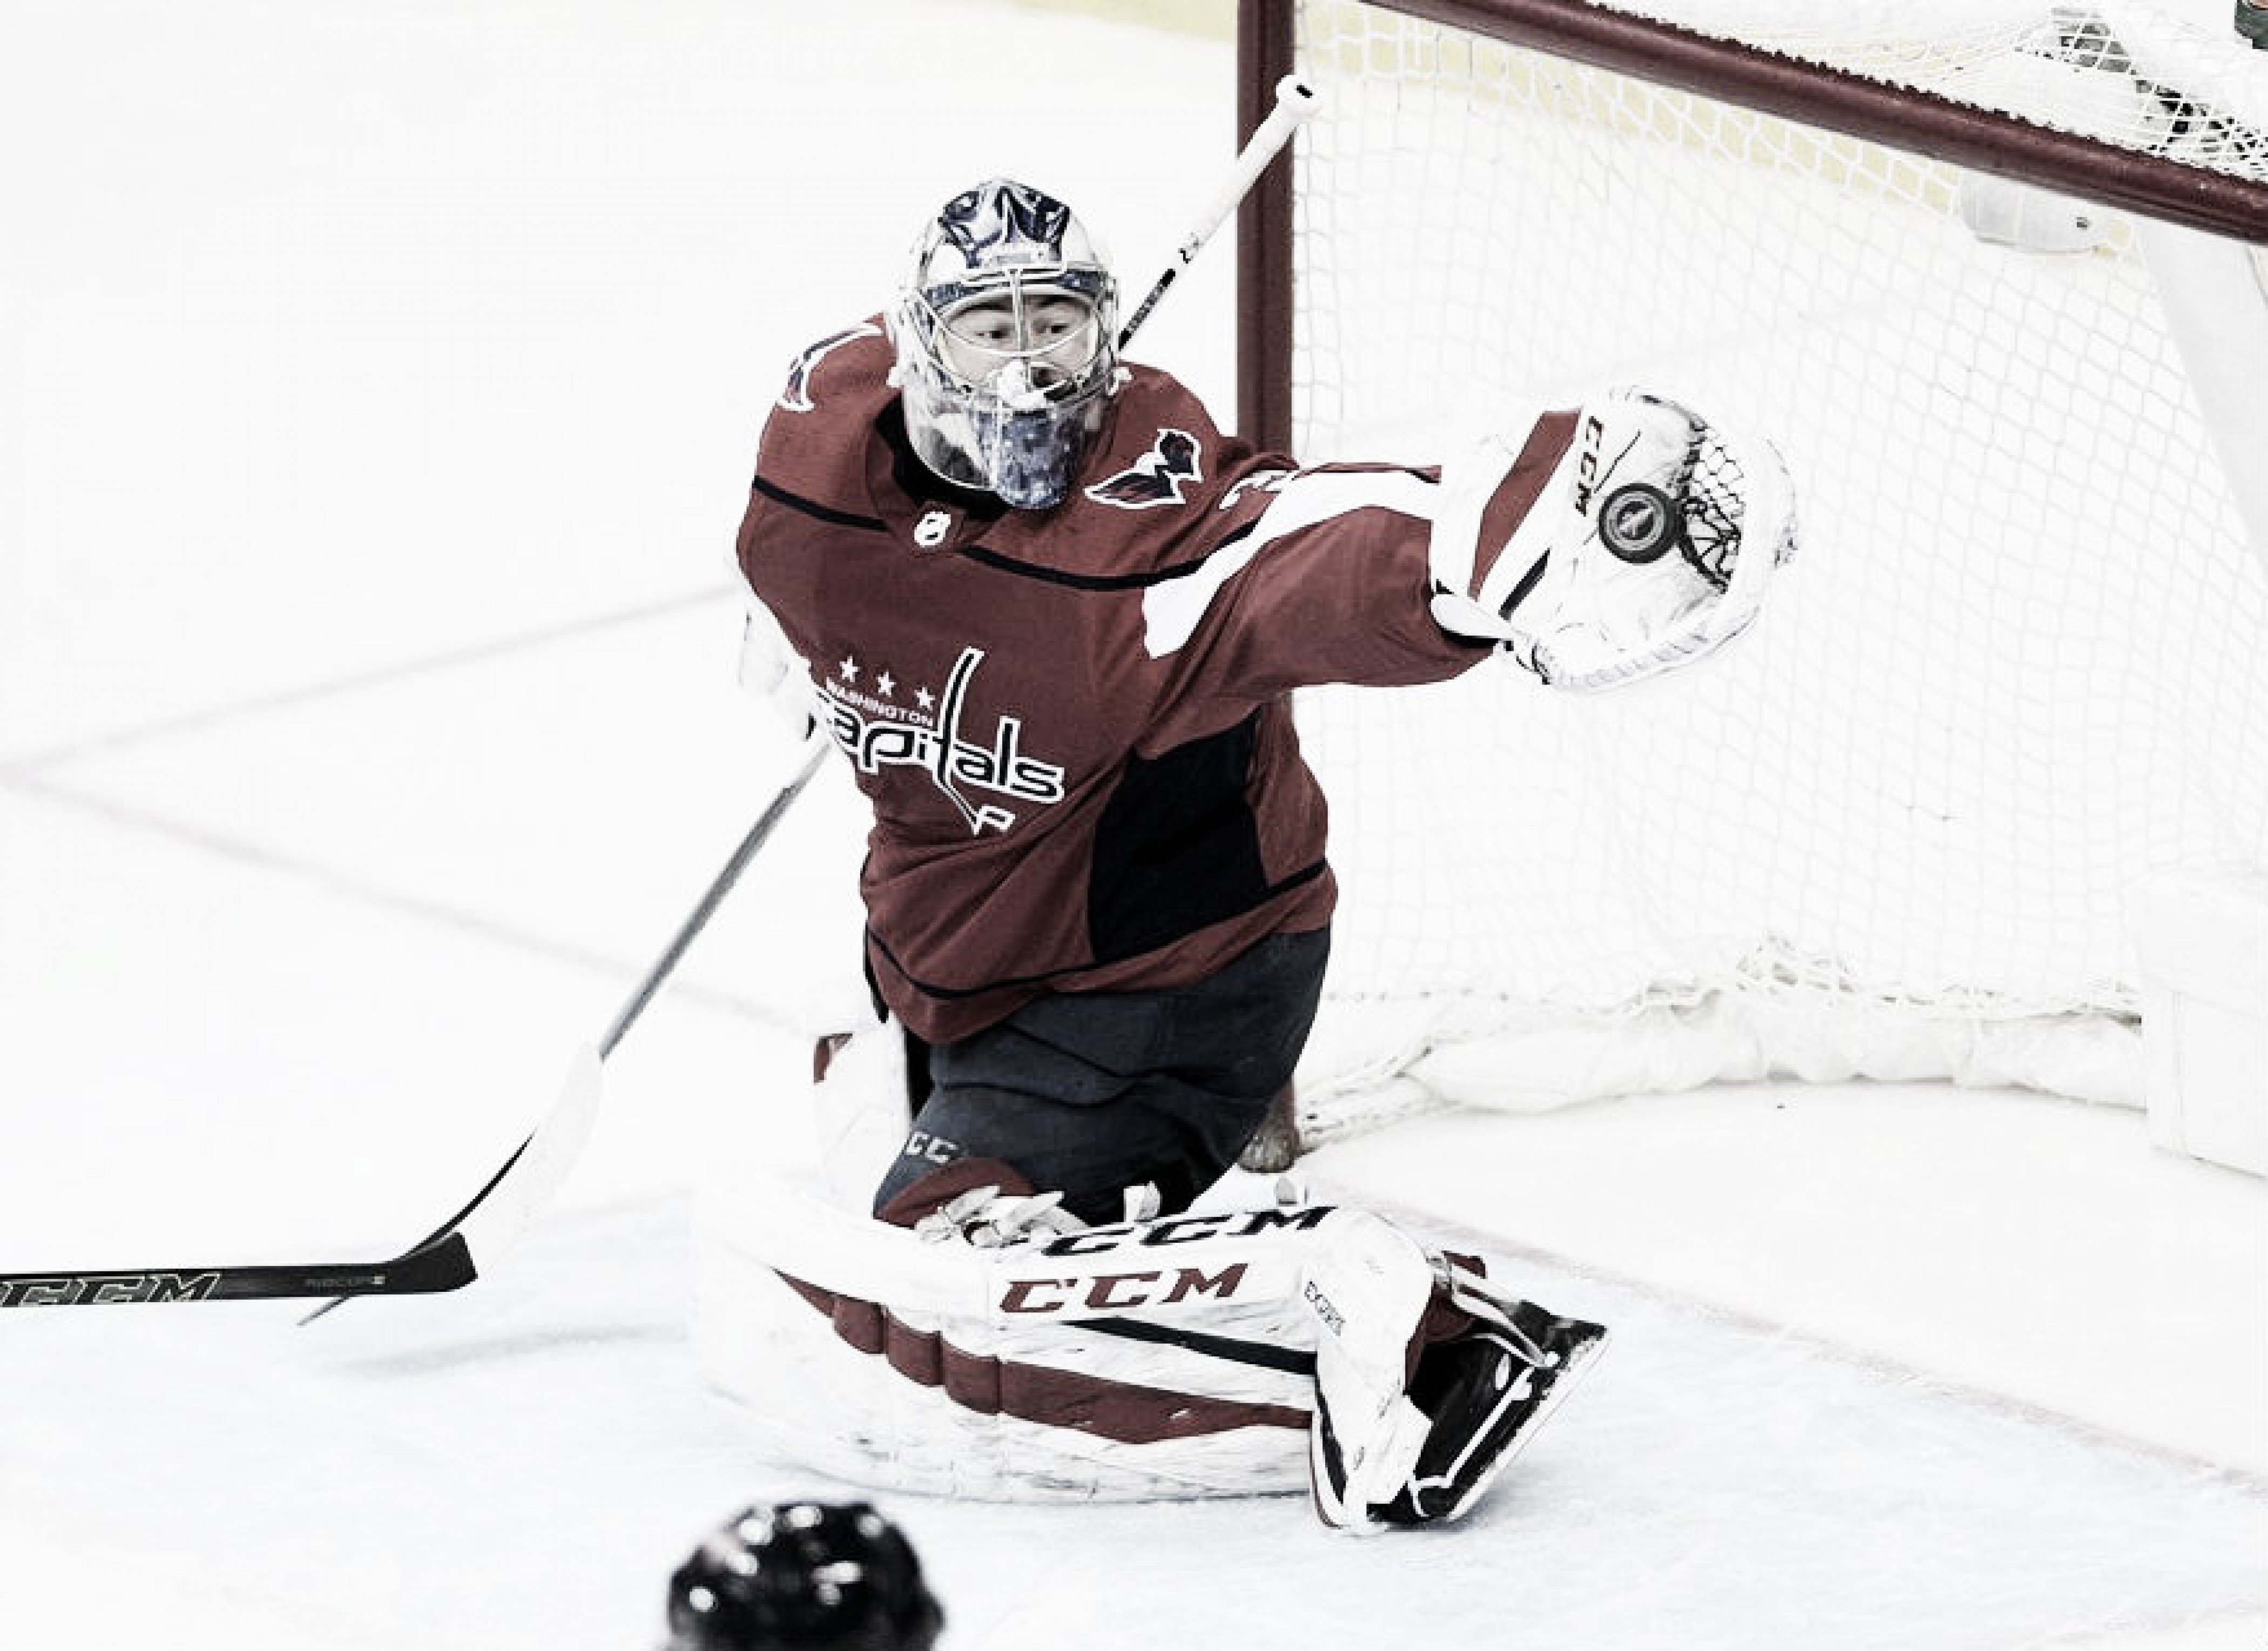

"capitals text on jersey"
[817,648,1068,835]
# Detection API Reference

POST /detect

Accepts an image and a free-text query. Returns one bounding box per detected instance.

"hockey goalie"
[703,177,1794,1532]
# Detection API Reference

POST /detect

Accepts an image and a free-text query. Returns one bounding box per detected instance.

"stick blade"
[299,1045,605,1325]
[451,1043,605,1267]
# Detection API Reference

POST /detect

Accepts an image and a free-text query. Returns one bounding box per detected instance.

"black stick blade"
[0,1232,476,1309]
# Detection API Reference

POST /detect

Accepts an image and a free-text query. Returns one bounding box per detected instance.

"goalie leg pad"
[695,1167,1321,1504]
[699,1150,1613,1518]
[810,1018,923,1209]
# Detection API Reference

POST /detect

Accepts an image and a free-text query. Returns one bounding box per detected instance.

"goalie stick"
[1117,75,1319,349]
[0,734,829,1313]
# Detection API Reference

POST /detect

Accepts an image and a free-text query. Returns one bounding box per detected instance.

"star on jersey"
[1084,428,1203,510]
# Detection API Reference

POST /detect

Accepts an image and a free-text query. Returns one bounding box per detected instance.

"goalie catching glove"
[1429,389,1796,691]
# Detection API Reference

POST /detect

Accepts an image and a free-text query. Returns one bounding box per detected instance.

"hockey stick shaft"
[1116,75,1319,352]
[289,731,834,1317]
[599,733,830,1057]
[0,733,832,1311]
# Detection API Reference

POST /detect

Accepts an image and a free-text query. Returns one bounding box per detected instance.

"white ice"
[1,3,2261,1648]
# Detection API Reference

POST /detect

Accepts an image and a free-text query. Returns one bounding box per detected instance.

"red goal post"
[1234,0,2268,1143]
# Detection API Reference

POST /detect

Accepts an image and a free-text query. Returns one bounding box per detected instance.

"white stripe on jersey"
[1140,468,1437,658]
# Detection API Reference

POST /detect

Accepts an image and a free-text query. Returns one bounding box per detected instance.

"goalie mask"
[891,178,1120,511]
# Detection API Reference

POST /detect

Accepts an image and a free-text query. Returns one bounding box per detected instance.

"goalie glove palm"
[1430,389,1795,691]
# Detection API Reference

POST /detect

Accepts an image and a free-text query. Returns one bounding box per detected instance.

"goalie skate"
[1380,1296,1609,1528]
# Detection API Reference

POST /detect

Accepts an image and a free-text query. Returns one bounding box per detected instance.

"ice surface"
[1,3,2260,1648]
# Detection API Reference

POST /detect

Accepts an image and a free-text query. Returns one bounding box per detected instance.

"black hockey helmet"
[664,1501,943,1651]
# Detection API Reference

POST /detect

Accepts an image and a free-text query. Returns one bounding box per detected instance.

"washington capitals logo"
[778,324,880,413]
[814,646,1067,838]
[1085,428,1203,510]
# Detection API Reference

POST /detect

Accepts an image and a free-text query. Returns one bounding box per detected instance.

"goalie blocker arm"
[1430,389,1797,691]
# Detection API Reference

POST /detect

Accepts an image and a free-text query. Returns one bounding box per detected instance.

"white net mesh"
[1606,0,2268,169]
[1282,0,2268,1138]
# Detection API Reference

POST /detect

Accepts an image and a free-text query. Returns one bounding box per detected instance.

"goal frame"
[1233,0,2268,451]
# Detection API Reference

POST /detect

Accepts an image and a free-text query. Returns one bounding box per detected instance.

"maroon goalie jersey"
[737,319,1504,1046]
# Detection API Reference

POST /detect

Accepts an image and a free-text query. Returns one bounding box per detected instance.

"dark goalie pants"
[873,926,1330,1225]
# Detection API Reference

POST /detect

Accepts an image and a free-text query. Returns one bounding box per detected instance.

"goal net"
[1244,0,2268,1141]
